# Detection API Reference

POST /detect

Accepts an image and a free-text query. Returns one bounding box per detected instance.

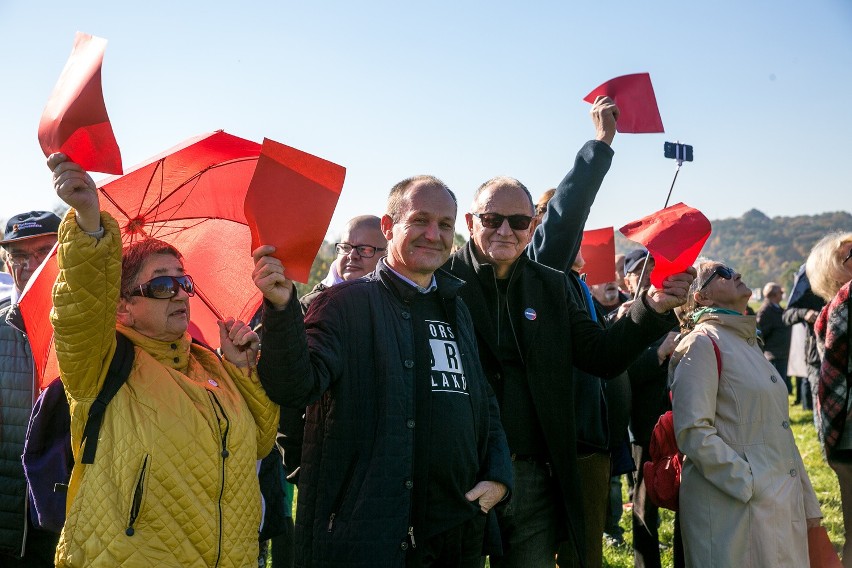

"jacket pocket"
[327,454,358,532]
[126,454,150,536]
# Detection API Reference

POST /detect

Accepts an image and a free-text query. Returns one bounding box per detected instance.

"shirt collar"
[381,259,437,294]
[320,262,344,288]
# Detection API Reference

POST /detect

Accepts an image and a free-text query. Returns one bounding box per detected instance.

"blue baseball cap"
[1,211,62,245]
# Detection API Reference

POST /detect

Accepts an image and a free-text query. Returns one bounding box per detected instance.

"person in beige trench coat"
[670,260,823,567]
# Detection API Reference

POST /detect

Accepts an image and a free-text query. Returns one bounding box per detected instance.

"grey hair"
[471,176,534,215]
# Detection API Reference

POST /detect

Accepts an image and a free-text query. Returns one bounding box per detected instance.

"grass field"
[267,396,843,567]
[602,396,844,567]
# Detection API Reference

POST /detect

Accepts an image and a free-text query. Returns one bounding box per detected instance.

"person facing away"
[0,210,62,567]
[756,281,793,395]
[47,154,280,567]
[442,154,696,566]
[782,263,824,410]
[670,259,822,567]
[252,175,512,568]
[300,214,387,311]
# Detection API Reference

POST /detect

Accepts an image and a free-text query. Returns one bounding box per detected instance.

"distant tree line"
[616,209,852,293]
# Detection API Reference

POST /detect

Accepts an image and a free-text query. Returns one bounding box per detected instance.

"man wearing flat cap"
[0,210,62,566]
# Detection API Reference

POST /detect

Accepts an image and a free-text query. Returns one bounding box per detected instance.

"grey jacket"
[0,302,36,558]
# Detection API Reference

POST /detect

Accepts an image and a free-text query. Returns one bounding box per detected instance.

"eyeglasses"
[699,265,735,291]
[130,275,195,299]
[5,245,54,269]
[334,243,385,258]
[843,247,852,265]
[472,212,534,231]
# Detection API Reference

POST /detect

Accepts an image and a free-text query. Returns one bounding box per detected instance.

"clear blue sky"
[2,1,850,239]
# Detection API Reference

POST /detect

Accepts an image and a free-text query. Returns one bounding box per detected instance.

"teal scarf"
[691,307,743,322]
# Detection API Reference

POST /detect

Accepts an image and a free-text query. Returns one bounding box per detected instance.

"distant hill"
[615,209,852,292]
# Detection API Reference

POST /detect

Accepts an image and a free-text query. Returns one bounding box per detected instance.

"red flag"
[244,139,346,284]
[619,203,711,287]
[38,32,123,175]
[18,248,60,388]
[583,73,664,134]
[580,227,616,286]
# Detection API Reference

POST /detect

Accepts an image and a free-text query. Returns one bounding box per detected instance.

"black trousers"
[406,514,486,568]
[631,443,661,568]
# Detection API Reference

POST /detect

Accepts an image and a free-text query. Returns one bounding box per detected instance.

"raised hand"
[252,245,294,310]
[591,95,619,147]
[48,152,100,232]
[646,267,697,314]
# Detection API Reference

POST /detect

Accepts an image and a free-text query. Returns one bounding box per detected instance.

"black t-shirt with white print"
[384,269,480,539]
[419,292,480,536]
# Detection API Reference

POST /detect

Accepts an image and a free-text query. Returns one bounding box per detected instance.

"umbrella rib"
[133,159,166,222]
[148,218,212,240]
[99,189,133,222]
[141,156,257,220]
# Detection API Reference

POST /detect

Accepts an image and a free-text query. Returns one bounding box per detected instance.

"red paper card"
[584,73,664,134]
[580,227,616,286]
[18,247,60,388]
[619,203,711,287]
[244,138,346,283]
[38,32,123,175]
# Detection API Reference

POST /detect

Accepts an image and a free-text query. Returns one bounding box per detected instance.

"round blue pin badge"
[524,308,537,321]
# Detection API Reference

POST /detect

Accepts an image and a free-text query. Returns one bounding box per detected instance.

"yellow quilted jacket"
[51,211,279,567]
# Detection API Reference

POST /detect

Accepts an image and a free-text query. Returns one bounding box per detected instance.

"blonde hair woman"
[807,231,852,566]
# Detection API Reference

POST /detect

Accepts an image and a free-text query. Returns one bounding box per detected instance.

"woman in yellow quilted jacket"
[47,153,280,567]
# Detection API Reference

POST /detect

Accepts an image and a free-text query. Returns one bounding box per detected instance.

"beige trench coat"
[670,313,821,567]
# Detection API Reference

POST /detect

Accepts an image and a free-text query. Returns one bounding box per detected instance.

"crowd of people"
[0,96,849,567]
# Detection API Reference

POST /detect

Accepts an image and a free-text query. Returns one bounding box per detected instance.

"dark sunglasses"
[699,265,734,291]
[472,212,534,230]
[334,242,385,259]
[843,247,852,265]
[131,275,195,299]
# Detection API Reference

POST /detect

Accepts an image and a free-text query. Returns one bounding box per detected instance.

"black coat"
[445,242,676,557]
[258,262,512,568]
[756,300,791,361]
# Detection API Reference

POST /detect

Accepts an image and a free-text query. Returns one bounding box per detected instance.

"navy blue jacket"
[258,263,512,568]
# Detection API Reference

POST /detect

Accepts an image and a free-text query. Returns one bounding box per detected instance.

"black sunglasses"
[699,265,734,291]
[472,212,534,231]
[131,275,195,299]
[334,242,385,259]
[843,247,852,265]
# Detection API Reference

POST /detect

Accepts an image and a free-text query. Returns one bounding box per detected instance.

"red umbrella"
[22,130,265,387]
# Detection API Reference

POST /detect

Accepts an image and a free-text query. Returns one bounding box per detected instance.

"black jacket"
[445,242,676,558]
[756,300,791,361]
[258,262,512,567]
[627,334,672,446]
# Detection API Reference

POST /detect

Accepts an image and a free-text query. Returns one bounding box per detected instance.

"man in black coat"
[444,172,695,566]
[253,177,512,568]
[757,282,792,394]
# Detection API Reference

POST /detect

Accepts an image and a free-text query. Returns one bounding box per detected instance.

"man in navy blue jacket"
[253,177,512,568]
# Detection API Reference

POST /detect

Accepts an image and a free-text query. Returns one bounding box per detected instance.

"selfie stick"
[635,142,689,297]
